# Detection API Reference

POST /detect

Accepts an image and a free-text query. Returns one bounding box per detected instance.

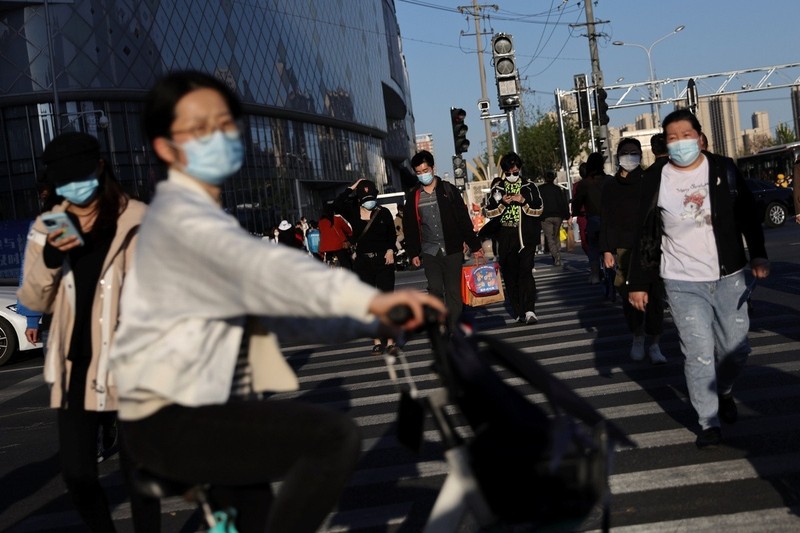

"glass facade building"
[0,0,416,233]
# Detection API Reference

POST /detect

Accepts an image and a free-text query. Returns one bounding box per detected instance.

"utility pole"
[458,1,498,181]
[570,2,609,156]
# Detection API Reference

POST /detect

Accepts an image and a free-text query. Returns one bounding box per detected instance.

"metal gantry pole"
[506,109,518,154]
[555,90,572,197]
[44,0,62,137]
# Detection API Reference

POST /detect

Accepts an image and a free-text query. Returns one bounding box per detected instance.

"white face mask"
[418,172,434,185]
[618,154,641,172]
[504,171,520,183]
[176,130,244,185]
[668,138,701,166]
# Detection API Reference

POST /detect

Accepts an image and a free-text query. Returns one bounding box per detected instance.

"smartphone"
[41,212,84,246]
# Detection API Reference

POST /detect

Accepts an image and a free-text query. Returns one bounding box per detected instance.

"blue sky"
[394,0,799,164]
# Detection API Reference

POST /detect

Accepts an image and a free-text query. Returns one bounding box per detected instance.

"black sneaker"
[718,394,738,424]
[695,427,722,449]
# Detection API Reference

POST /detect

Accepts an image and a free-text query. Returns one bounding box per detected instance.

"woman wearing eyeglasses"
[108,70,445,533]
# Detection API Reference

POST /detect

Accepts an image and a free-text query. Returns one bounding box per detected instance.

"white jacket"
[110,170,379,420]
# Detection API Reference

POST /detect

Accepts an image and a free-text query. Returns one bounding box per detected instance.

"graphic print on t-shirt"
[680,188,711,227]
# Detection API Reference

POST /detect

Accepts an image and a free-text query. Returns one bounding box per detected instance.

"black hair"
[321,201,335,222]
[411,150,434,169]
[544,170,556,182]
[585,152,605,177]
[578,162,587,179]
[499,152,523,172]
[661,108,702,135]
[616,137,642,154]
[650,133,667,156]
[143,70,242,143]
[93,159,129,239]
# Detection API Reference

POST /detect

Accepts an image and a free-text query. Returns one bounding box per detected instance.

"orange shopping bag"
[461,261,505,307]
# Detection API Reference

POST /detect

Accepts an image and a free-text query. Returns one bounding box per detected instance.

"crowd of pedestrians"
[16,67,775,531]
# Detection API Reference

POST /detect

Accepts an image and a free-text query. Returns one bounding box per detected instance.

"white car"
[0,286,43,366]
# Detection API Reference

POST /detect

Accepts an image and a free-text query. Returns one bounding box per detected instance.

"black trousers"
[495,227,537,318]
[616,248,665,336]
[420,250,464,328]
[353,253,395,293]
[122,400,361,533]
[57,408,161,532]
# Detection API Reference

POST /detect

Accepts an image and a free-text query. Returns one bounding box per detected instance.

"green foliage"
[490,109,588,179]
[775,122,797,145]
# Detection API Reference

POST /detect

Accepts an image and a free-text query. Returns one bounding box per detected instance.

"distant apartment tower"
[752,111,770,132]
[693,94,742,158]
[634,113,657,131]
[743,111,772,154]
[415,133,434,156]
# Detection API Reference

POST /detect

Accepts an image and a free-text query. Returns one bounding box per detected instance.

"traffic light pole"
[506,109,518,154]
[572,1,609,161]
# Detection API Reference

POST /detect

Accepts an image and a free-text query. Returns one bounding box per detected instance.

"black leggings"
[121,400,361,533]
[57,409,160,532]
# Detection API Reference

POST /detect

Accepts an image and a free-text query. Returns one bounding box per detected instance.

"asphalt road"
[1,223,799,532]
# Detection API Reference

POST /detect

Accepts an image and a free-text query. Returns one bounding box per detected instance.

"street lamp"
[612,25,685,126]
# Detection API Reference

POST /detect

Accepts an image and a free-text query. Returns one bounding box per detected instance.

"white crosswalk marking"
[2,261,799,531]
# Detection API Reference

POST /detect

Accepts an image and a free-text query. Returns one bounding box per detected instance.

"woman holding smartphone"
[18,132,158,532]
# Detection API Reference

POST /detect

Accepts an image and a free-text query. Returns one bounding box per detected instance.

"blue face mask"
[667,138,701,166]
[56,176,100,206]
[179,130,244,185]
[418,172,434,185]
[361,200,377,210]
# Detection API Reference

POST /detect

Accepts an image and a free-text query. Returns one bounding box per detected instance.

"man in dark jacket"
[485,152,544,324]
[538,170,570,267]
[572,152,609,284]
[627,109,770,449]
[403,150,482,328]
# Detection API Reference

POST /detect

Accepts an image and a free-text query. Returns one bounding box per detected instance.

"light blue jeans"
[664,271,751,430]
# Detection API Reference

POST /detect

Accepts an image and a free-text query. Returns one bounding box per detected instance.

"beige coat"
[18,199,146,411]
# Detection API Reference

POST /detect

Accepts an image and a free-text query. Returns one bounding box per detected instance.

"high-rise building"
[634,113,657,131]
[705,94,743,158]
[742,111,772,154]
[751,111,770,132]
[0,0,415,232]
[415,133,434,156]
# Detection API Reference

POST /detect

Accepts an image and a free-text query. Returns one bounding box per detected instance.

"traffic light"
[452,154,467,184]
[491,33,520,110]
[595,87,610,126]
[686,78,698,115]
[451,107,469,154]
[573,74,591,129]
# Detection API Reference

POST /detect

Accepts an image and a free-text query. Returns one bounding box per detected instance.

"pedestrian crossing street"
[4,260,800,532]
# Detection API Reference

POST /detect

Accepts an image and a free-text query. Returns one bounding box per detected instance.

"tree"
[775,122,798,145]
[490,108,588,179]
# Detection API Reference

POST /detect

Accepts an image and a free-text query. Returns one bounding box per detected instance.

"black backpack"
[444,330,635,530]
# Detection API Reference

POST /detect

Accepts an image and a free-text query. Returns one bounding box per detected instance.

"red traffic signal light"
[451,107,470,154]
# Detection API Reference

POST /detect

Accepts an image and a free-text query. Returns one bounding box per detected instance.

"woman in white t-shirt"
[627,109,770,450]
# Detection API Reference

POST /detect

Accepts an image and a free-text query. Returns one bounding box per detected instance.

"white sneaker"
[649,344,667,364]
[524,311,538,325]
[630,336,645,361]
